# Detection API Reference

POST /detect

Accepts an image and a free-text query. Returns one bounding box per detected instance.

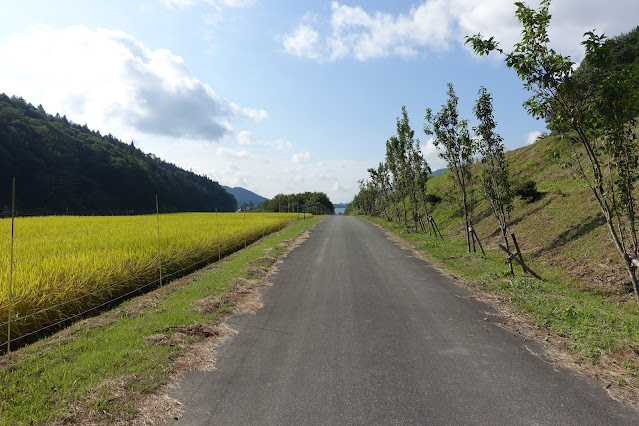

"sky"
[1,1,637,204]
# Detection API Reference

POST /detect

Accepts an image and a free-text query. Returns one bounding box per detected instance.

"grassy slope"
[369,135,639,400]
[0,216,322,425]
[430,135,633,301]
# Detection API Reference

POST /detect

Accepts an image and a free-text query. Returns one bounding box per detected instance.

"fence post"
[7,177,15,360]
[244,210,247,249]
[156,195,162,287]
[216,209,220,261]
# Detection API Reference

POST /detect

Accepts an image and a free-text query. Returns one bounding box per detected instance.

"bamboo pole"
[8,177,16,359]
[156,195,162,287]
[216,209,220,261]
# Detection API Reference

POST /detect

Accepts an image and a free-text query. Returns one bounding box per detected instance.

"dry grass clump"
[249,255,277,266]
[243,266,269,278]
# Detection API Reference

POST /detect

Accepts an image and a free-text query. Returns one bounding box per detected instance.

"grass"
[0,215,322,424]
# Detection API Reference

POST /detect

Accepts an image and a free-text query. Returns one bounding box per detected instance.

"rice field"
[0,212,302,349]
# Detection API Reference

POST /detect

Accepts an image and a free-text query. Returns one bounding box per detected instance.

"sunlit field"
[0,212,303,348]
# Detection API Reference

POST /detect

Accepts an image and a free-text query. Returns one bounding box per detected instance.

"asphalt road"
[172,216,639,425]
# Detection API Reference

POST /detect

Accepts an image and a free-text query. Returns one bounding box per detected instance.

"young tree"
[386,106,422,228]
[467,0,639,301]
[425,83,476,252]
[473,87,514,272]
[385,137,404,224]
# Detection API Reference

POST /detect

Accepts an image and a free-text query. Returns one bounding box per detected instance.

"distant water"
[334,207,346,215]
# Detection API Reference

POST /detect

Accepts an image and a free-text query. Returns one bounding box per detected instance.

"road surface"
[172,216,639,425]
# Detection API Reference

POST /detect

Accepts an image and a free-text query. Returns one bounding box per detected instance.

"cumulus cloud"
[217,147,252,159]
[283,0,639,62]
[0,26,264,142]
[420,137,447,171]
[526,131,543,145]
[283,25,322,60]
[292,152,312,163]
[237,130,260,145]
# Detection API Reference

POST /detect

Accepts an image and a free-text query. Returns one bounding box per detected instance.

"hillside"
[426,134,633,302]
[0,94,236,214]
[222,186,268,209]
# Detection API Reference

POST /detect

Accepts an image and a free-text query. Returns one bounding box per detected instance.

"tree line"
[257,192,335,215]
[0,94,237,214]
[349,0,639,301]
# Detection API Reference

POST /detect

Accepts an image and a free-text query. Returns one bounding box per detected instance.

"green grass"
[0,216,322,425]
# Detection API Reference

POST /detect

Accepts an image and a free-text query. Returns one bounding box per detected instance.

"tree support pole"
[498,242,542,280]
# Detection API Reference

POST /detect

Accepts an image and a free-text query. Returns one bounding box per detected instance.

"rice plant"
[0,212,301,349]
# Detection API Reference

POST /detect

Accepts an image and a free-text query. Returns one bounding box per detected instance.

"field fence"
[0,182,303,385]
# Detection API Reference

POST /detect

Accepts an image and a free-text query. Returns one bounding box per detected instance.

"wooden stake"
[499,242,542,280]
[156,195,162,287]
[472,227,485,256]
[8,177,15,359]
[216,209,220,261]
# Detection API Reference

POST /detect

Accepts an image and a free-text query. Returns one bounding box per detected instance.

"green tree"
[425,83,476,252]
[473,87,514,272]
[467,0,639,301]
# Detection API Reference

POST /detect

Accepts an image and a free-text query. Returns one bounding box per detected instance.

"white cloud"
[283,0,639,62]
[283,25,321,60]
[241,107,268,121]
[229,103,268,121]
[266,139,294,151]
[237,130,260,145]
[332,181,350,192]
[421,137,447,170]
[0,26,265,142]
[292,152,312,163]
[217,147,252,159]
[526,131,543,145]
[235,131,294,152]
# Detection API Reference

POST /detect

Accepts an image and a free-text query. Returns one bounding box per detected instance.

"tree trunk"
[503,229,514,274]
[625,262,639,304]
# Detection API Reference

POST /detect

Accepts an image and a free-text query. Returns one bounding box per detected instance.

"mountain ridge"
[222,186,269,209]
[0,94,236,213]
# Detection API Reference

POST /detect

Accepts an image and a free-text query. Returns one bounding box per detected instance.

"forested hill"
[222,186,268,209]
[0,94,236,214]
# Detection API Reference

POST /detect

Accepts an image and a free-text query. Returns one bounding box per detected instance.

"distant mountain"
[0,94,236,213]
[430,168,447,177]
[222,186,268,208]
[333,203,349,208]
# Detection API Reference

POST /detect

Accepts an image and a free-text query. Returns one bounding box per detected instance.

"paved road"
[172,216,639,425]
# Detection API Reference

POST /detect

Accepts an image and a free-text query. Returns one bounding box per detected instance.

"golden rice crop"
[0,212,303,348]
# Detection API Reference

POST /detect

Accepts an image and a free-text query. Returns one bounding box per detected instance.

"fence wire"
[0,205,297,385]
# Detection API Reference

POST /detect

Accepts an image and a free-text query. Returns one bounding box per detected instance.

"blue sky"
[1,1,637,203]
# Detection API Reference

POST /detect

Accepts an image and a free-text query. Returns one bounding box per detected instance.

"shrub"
[425,193,443,205]
[513,179,539,202]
